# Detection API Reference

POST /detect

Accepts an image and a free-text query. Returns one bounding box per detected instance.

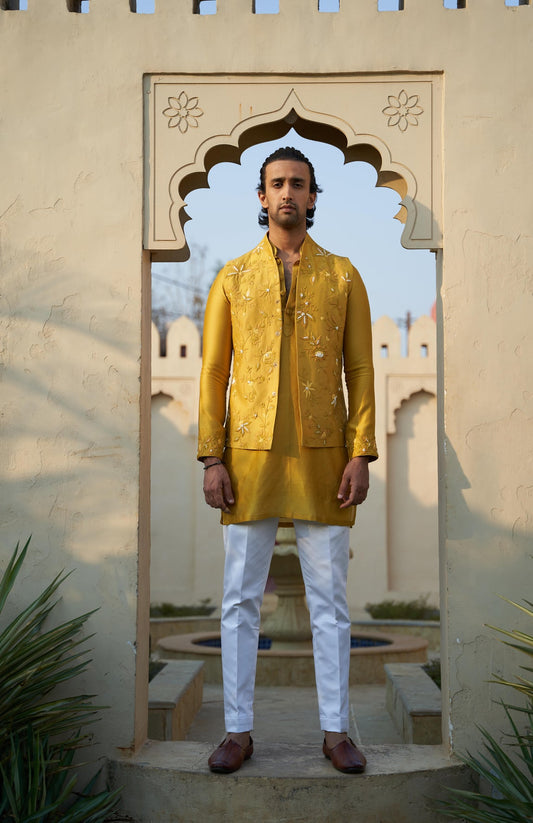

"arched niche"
[145,75,442,259]
[388,381,437,435]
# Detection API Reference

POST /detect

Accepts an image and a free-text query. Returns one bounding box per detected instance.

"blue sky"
[152,131,436,328]
[149,0,437,327]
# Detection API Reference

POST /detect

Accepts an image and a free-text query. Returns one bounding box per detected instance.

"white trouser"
[221,518,351,733]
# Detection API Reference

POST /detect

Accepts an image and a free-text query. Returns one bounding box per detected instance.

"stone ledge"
[150,616,220,650]
[157,630,428,686]
[385,662,442,745]
[353,618,441,654]
[148,659,204,741]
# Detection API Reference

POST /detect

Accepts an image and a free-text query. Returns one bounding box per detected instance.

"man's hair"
[257,146,322,229]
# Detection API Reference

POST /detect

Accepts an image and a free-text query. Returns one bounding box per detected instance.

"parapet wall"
[2,0,529,14]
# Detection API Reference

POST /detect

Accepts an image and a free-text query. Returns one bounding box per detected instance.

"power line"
[151,271,208,296]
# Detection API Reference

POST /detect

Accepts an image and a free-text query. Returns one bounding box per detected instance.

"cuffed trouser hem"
[320,716,350,733]
[224,715,255,733]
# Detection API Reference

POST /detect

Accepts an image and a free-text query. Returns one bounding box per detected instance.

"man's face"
[258,159,316,232]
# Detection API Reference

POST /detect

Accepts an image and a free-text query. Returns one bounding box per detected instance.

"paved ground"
[186,682,403,749]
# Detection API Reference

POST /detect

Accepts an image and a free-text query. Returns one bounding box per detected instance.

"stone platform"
[108,682,472,822]
[108,740,472,823]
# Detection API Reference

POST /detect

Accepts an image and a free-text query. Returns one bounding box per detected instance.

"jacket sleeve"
[197,269,233,461]
[343,265,379,461]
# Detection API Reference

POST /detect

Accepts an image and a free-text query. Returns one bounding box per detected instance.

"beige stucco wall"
[150,314,439,612]
[387,391,438,594]
[150,316,224,608]
[1,0,531,758]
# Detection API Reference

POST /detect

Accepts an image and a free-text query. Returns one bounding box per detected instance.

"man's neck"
[267,225,307,257]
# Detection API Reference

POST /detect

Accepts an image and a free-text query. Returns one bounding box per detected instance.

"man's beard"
[272,205,302,228]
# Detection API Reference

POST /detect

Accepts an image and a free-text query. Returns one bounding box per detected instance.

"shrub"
[0,537,121,821]
[149,599,215,618]
[436,597,533,822]
[365,595,439,621]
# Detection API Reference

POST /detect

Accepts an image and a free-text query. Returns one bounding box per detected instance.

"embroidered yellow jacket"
[197,234,378,461]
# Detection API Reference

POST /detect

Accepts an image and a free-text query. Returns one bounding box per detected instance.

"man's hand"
[203,461,235,513]
[337,456,370,509]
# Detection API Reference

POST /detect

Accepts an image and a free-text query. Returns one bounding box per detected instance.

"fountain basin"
[156,630,428,686]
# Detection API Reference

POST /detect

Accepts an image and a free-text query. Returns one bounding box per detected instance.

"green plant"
[365,595,439,621]
[149,598,215,618]
[148,660,166,682]
[0,538,120,821]
[436,598,533,822]
[423,658,442,690]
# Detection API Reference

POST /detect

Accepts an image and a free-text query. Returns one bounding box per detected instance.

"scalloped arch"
[167,89,419,262]
[388,385,436,435]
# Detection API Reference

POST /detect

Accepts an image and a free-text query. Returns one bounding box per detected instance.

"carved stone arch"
[167,89,417,260]
[145,74,442,259]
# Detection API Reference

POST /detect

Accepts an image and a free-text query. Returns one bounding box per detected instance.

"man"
[197,146,377,774]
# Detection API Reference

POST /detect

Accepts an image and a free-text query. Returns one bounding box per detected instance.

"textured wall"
[0,0,531,755]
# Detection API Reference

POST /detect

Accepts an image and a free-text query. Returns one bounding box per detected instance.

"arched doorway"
[144,73,443,745]
[150,131,437,612]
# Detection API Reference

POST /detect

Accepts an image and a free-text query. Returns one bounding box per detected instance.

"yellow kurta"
[223,253,355,526]
[198,235,378,527]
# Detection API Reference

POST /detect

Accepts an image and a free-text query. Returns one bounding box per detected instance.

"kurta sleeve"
[197,269,233,461]
[343,266,378,461]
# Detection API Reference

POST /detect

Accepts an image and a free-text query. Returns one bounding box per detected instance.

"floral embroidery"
[237,421,250,435]
[302,380,314,399]
[197,432,225,458]
[228,263,251,276]
[163,92,203,133]
[382,90,424,133]
[327,316,341,334]
[350,434,378,457]
[296,308,313,325]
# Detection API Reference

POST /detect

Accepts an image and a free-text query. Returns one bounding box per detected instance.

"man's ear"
[308,191,317,209]
[258,190,268,209]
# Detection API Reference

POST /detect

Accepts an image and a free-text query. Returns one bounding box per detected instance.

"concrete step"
[108,741,473,823]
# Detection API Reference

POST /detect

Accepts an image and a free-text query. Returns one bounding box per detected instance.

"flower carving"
[163,91,203,133]
[382,90,423,132]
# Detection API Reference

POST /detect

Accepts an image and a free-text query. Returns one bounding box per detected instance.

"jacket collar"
[257,232,320,260]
